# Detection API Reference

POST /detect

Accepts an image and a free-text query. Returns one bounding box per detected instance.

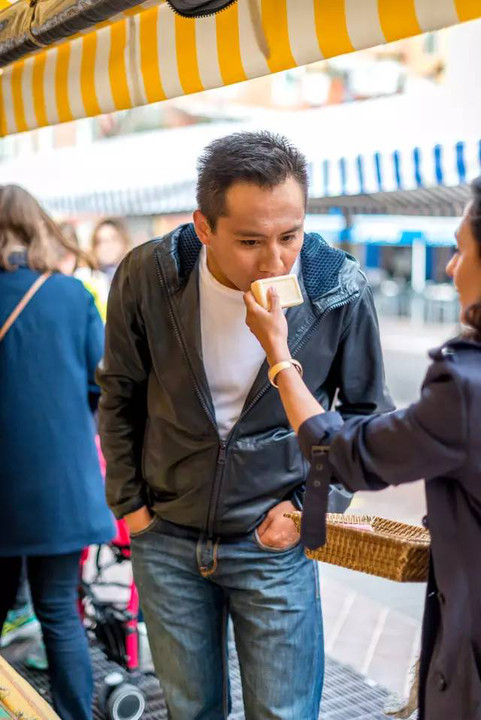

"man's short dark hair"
[196,131,308,229]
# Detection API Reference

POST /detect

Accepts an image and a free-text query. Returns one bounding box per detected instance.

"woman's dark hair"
[465,177,481,342]
[196,131,308,229]
[0,185,91,272]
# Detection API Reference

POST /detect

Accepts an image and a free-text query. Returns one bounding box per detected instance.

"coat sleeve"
[97,253,151,519]
[290,280,393,515]
[335,279,395,420]
[297,358,467,549]
[301,358,467,495]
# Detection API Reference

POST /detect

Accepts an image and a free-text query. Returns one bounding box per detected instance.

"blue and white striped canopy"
[0,119,478,217]
[308,137,481,213]
[43,138,481,217]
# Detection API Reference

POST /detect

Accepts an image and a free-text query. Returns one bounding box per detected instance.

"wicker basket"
[286,512,430,582]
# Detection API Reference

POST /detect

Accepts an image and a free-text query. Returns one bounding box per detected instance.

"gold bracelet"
[268,359,303,388]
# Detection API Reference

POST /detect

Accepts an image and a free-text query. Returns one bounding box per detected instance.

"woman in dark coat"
[244,179,481,720]
[0,185,115,720]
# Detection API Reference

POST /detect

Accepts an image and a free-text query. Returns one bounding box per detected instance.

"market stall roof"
[307,137,481,216]
[307,185,471,217]
[1,0,480,137]
[0,0,159,67]
[0,122,476,217]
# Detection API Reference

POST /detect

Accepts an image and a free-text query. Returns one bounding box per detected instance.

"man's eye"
[281,235,296,243]
[241,240,259,247]
[451,247,459,257]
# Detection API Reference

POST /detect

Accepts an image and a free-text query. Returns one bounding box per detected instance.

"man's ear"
[193,210,212,246]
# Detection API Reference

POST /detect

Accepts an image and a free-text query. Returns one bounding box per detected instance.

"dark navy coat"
[299,338,481,720]
[0,261,115,556]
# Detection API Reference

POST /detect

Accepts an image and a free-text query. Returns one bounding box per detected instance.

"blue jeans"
[131,518,323,720]
[0,553,93,720]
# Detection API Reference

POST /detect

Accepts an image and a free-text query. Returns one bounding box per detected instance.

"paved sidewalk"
[379,316,458,408]
[321,456,427,698]
[6,641,393,720]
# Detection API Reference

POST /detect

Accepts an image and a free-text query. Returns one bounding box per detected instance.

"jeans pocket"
[253,528,301,553]
[129,514,159,539]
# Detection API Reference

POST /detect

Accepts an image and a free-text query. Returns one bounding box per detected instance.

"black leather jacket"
[98,224,394,537]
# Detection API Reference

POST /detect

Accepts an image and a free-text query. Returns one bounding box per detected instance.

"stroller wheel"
[100,672,145,720]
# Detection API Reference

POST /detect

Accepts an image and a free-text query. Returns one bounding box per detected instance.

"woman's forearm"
[243,287,325,432]
[273,364,325,434]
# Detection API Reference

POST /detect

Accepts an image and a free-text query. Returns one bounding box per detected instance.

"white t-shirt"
[198,247,299,439]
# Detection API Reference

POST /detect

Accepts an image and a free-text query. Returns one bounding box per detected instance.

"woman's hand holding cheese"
[244,287,289,366]
[244,286,324,433]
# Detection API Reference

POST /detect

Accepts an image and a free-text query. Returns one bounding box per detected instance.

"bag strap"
[0,272,51,342]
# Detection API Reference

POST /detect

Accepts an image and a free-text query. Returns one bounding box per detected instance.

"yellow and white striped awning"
[0,0,480,137]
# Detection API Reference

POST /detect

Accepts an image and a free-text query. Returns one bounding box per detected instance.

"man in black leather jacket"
[98,131,393,719]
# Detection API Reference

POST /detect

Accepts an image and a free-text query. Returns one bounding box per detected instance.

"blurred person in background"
[244,179,481,720]
[2,220,109,670]
[91,217,131,283]
[0,185,115,720]
[71,218,132,319]
[58,221,109,321]
[1,221,85,658]
[0,559,38,649]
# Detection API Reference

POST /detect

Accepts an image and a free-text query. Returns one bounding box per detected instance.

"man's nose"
[258,247,284,275]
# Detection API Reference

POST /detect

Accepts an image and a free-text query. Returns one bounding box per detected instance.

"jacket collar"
[157,222,360,306]
[429,336,481,360]
[155,224,361,428]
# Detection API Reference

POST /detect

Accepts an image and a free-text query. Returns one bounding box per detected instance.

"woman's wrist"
[267,342,291,367]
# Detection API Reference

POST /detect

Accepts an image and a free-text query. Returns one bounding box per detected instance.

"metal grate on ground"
[10,639,399,720]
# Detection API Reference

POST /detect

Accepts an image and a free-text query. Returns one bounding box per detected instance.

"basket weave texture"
[286,512,430,583]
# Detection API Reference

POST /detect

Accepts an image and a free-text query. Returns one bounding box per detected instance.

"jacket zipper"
[156,248,357,537]
[155,255,227,537]
[205,292,359,537]
[205,441,227,537]
[165,0,238,19]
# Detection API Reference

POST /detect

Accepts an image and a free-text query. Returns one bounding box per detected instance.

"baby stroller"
[79,440,148,720]
[80,519,148,720]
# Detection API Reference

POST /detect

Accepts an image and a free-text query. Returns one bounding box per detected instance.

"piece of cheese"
[251,274,303,310]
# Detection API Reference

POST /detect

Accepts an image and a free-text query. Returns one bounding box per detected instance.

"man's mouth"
[251,274,283,283]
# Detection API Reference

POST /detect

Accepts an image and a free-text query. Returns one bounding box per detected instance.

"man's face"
[194,176,305,292]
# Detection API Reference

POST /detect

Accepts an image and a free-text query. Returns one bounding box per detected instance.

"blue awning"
[348,215,458,247]
[308,139,480,216]
[305,213,458,248]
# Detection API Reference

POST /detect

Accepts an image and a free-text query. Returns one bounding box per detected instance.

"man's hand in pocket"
[257,501,298,549]
[125,506,153,535]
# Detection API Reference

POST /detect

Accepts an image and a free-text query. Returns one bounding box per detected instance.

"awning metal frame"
[307,185,471,218]
[0,0,157,67]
